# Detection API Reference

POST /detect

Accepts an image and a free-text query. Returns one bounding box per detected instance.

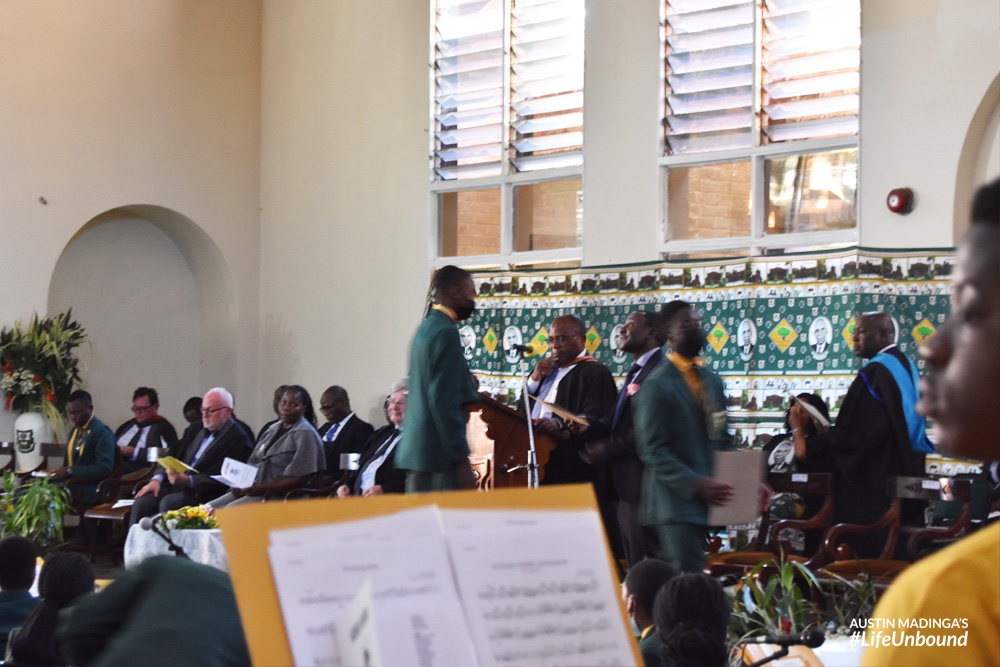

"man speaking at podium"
[396,265,481,493]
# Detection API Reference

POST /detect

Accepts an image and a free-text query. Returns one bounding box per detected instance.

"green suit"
[395,308,481,484]
[633,356,730,571]
[64,416,116,505]
[57,556,250,667]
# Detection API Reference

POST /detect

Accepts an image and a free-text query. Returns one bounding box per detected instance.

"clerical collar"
[432,304,458,321]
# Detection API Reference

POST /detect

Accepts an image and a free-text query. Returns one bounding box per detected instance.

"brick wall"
[440,188,501,256]
[514,178,581,251]
[668,160,751,240]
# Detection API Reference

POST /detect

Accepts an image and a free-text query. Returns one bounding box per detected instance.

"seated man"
[621,559,678,667]
[47,390,116,506]
[337,378,408,497]
[130,387,252,526]
[318,385,374,480]
[113,387,178,474]
[0,536,39,649]
[181,396,202,424]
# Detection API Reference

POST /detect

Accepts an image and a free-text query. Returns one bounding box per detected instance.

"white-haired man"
[129,387,252,526]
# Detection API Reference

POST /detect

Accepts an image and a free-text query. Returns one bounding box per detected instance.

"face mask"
[675,326,707,357]
[454,297,476,321]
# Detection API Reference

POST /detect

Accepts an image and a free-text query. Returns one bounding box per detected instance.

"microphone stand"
[147,517,191,559]
[506,346,539,489]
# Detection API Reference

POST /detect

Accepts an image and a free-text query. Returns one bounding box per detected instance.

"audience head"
[182,396,203,423]
[918,178,999,459]
[656,301,706,359]
[621,558,678,630]
[654,573,731,667]
[10,552,94,665]
[386,378,409,428]
[271,384,289,416]
[280,385,317,427]
[130,387,160,425]
[0,535,37,591]
[432,265,476,321]
[853,311,894,359]
[550,314,587,365]
[319,386,351,423]
[201,387,234,432]
[66,389,94,427]
[620,310,659,357]
[785,393,829,435]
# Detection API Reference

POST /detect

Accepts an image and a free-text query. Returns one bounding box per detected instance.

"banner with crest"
[457,246,976,475]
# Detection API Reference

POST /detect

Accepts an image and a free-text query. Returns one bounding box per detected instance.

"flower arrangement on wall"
[0,310,88,426]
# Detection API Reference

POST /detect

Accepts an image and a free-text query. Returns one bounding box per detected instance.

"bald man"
[827,311,932,556]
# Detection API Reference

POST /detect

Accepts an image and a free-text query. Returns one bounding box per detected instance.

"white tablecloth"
[123,525,228,571]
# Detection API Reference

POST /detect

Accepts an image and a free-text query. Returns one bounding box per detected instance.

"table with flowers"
[123,505,229,572]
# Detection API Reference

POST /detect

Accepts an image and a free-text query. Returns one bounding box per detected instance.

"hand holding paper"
[156,456,198,474]
[210,457,258,489]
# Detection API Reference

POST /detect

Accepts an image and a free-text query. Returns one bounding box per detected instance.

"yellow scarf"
[66,416,93,466]
[668,352,703,403]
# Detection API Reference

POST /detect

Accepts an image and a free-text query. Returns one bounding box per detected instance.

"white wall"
[1,0,997,438]
[0,0,262,437]
[259,0,431,426]
[859,0,1000,247]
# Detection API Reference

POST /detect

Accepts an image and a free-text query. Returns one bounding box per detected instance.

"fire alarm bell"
[887,187,914,215]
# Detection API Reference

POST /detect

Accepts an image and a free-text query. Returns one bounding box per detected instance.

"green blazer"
[395,308,481,472]
[64,416,116,505]
[633,356,731,526]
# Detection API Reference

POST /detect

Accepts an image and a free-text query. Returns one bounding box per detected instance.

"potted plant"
[1,310,88,470]
[0,470,73,556]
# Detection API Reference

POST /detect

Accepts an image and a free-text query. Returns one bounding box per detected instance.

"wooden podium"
[469,394,556,489]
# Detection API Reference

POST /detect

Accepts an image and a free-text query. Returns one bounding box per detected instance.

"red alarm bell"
[887,187,914,215]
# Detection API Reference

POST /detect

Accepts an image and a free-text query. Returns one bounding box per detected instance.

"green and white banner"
[460,246,975,474]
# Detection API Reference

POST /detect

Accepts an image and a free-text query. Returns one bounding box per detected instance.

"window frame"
[428,0,584,269]
[657,0,860,257]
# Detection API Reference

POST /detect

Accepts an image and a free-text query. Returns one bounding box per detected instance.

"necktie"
[612,362,642,427]
[190,429,215,468]
[354,429,399,494]
[530,371,560,419]
[324,422,341,443]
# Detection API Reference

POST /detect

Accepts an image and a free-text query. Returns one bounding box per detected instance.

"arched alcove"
[47,205,237,427]
[954,73,1000,242]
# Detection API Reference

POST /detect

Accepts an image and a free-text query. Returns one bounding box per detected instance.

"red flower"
[2,362,9,375]
[32,374,41,384]
[4,394,12,411]
[45,389,55,403]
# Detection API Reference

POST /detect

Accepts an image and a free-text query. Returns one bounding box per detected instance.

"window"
[660,0,860,255]
[431,0,584,267]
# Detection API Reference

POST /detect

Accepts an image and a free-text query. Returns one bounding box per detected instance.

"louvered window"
[432,0,584,266]
[661,0,859,254]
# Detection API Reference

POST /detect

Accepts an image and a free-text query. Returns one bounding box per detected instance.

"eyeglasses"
[319,404,335,411]
[550,334,583,345]
[388,399,405,407]
[201,406,229,415]
[131,404,155,413]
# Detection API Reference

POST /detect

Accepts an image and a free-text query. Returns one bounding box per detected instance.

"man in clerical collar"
[633,301,734,573]
[129,387,252,526]
[113,387,178,474]
[317,385,373,480]
[395,265,482,493]
[526,314,617,486]
[48,389,116,506]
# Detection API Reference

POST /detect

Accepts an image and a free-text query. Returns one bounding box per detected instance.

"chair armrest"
[824,500,901,561]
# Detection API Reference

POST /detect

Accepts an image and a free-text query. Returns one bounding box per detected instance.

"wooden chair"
[81,465,156,561]
[817,476,980,588]
[706,472,834,578]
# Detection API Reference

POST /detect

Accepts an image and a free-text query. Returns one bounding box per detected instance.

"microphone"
[745,628,825,648]
[139,516,191,559]
[510,343,535,354]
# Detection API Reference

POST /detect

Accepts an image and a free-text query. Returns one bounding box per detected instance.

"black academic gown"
[828,346,924,556]
[535,360,618,486]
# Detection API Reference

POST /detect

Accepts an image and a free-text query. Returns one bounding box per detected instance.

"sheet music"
[268,507,477,667]
[441,509,636,667]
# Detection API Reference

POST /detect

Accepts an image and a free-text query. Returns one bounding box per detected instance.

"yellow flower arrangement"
[157,504,218,530]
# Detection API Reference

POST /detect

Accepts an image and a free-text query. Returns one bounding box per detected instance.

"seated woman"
[337,378,408,497]
[7,552,94,666]
[211,385,325,508]
[760,393,831,553]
